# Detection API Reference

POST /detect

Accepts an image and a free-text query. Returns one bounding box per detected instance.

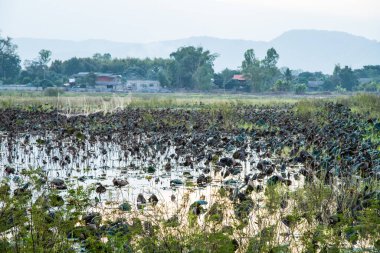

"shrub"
[357,81,380,92]
[335,85,347,93]
[294,83,307,94]
[272,80,292,92]
[44,87,64,97]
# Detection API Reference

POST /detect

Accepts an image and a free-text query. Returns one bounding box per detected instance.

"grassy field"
[1,91,299,114]
[0,90,379,117]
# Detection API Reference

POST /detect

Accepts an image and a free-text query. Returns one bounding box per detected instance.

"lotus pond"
[0,94,379,252]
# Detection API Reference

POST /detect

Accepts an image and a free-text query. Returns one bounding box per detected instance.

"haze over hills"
[13,30,380,73]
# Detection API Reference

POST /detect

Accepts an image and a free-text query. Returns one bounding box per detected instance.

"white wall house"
[123,80,161,92]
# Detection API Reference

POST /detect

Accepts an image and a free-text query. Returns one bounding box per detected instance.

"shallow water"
[0,131,303,212]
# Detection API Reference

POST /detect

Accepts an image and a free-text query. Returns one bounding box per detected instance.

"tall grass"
[0,91,308,113]
[294,93,380,119]
[338,93,380,118]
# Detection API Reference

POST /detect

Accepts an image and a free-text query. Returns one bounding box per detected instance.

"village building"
[70,72,161,92]
[122,80,161,92]
[95,74,122,88]
[232,74,246,82]
[307,80,324,91]
[226,74,249,91]
[72,72,122,90]
[358,77,375,85]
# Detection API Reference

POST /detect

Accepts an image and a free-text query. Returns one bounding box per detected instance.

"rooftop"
[232,74,246,81]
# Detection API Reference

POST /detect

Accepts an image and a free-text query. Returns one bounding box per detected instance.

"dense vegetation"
[1,34,380,92]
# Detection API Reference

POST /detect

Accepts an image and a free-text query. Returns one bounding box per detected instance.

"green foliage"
[336,85,347,93]
[169,46,217,90]
[21,49,55,87]
[322,79,336,91]
[353,65,380,78]
[38,49,52,66]
[93,53,112,62]
[206,203,224,223]
[294,83,307,94]
[213,68,240,89]
[0,169,89,252]
[0,34,21,83]
[164,215,180,227]
[357,81,380,92]
[342,93,380,117]
[145,165,156,173]
[331,64,358,91]
[246,226,284,253]
[264,184,288,214]
[272,80,292,92]
[234,198,254,224]
[187,232,236,253]
[241,48,281,92]
[284,68,292,83]
[138,230,235,253]
[296,71,325,84]
[44,87,64,96]
[118,202,132,212]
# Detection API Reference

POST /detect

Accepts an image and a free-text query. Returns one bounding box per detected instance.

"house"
[72,72,122,89]
[95,73,122,87]
[122,80,161,92]
[68,78,75,85]
[70,73,161,92]
[232,74,246,81]
[307,80,324,90]
[358,78,375,85]
[225,74,249,91]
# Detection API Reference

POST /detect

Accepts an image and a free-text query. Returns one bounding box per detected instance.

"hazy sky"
[1,0,379,42]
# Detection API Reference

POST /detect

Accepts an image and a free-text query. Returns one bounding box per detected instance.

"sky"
[1,0,379,42]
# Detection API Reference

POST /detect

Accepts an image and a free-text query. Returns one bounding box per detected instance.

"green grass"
[338,93,380,118]
[294,93,380,119]
[0,90,322,113]
[1,91,379,119]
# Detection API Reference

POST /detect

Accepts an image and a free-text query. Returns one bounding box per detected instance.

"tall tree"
[331,64,358,91]
[169,46,217,90]
[261,48,280,90]
[38,49,52,81]
[241,49,261,91]
[93,53,112,63]
[38,49,52,66]
[62,57,83,76]
[241,49,258,70]
[284,68,292,83]
[241,48,280,92]
[262,48,279,68]
[0,35,21,83]
[49,60,63,74]
[339,66,358,91]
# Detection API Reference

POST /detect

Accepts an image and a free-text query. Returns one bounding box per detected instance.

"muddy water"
[0,132,303,214]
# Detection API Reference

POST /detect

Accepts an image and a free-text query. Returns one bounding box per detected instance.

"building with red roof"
[232,74,246,81]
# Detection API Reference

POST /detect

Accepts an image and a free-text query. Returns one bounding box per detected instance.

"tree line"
[1,34,380,92]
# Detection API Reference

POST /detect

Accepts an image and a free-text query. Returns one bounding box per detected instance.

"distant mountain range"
[13,30,380,73]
